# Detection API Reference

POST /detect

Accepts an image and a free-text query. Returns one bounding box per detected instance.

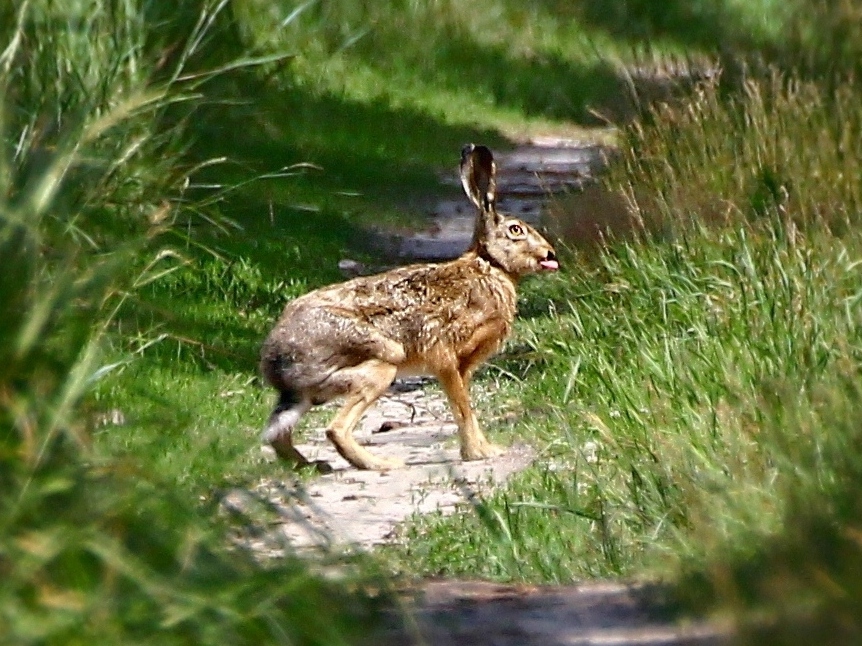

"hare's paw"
[461,442,506,461]
[365,455,406,471]
[299,459,335,475]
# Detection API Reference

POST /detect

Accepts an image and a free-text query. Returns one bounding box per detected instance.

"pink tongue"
[540,259,559,271]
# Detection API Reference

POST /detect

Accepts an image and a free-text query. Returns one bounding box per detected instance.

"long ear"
[460,144,497,212]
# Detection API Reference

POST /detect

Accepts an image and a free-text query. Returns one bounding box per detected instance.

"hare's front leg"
[438,368,505,461]
[324,359,404,471]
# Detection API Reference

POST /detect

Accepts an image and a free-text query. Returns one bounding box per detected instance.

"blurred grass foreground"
[0,1,377,644]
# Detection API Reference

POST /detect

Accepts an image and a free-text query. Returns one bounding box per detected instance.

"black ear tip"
[461,143,495,166]
[474,145,494,166]
[461,144,494,169]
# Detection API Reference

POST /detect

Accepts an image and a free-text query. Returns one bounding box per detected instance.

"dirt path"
[376,580,728,646]
[246,381,535,551]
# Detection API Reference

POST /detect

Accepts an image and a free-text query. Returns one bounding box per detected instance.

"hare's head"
[461,144,559,278]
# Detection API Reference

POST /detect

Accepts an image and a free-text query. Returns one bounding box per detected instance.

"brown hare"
[260,144,558,471]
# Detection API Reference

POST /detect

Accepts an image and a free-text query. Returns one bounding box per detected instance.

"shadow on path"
[376,579,730,646]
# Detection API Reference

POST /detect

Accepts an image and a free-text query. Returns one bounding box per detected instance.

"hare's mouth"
[539,251,559,271]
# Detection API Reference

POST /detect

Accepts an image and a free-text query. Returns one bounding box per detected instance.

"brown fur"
[260,145,558,471]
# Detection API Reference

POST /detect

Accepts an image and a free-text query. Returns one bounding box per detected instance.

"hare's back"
[268,257,515,362]
[291,261,472,316]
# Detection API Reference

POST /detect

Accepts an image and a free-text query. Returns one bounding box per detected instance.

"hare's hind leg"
[324,359,403,471]
[263,391,330,471]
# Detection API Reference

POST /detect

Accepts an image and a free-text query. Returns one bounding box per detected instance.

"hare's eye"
[507,223,524,237]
